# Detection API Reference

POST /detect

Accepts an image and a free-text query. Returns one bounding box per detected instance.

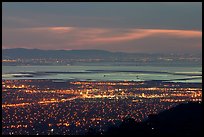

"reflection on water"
[2,65,202,83]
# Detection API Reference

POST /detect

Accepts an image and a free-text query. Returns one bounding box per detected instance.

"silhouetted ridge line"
[88,102,202,136]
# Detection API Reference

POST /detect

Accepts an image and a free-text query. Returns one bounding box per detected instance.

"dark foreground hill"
[88,102,202,136]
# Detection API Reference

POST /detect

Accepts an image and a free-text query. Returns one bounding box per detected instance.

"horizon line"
[2,47,202,55]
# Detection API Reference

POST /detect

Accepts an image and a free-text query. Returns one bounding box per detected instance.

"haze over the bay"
[2,2,202,53]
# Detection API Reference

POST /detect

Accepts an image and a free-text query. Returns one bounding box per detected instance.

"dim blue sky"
[2,2,202,53]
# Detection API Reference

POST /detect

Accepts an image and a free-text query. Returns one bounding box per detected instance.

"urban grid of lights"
[2,80,202,135]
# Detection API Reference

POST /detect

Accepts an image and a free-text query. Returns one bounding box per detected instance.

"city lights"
[2,79,202,135]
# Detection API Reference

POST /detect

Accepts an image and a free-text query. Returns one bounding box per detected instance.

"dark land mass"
[2,48,202,66]
[2,48,201,60]
[2,48,202,67]
[3,48,114,59]
[87,102,202,136]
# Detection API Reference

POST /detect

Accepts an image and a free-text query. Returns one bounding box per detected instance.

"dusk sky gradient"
[2,2,202,53]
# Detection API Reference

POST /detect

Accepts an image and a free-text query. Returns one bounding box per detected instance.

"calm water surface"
[2,65,202,83]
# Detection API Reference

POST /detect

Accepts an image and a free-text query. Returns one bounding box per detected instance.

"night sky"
[2,2,202,53]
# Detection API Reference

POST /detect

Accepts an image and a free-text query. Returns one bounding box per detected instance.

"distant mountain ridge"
[2,48,153,59]
[2,48,201,60]
[2,48,116,59]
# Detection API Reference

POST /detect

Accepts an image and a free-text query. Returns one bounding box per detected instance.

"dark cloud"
[3,2,202,30]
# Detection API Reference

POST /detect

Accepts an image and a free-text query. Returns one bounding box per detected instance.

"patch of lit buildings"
[2,80,202,135]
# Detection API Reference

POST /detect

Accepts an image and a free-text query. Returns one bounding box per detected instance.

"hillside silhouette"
[87,102,202,136]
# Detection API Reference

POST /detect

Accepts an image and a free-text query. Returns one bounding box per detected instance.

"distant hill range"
[2,48,201,60]
[3,48,117,59]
